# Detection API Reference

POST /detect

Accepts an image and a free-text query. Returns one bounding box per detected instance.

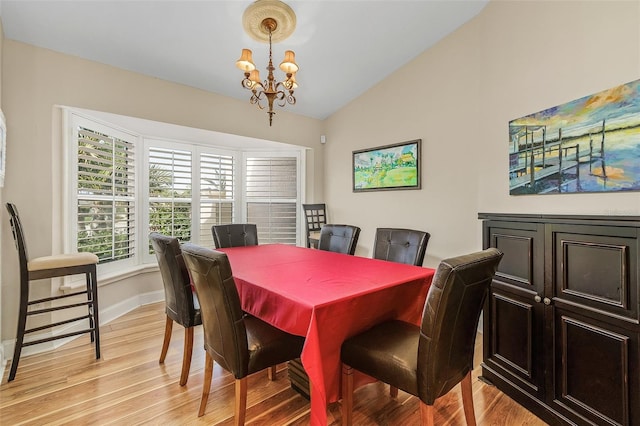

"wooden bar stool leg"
[8,282,29,382]
[90,266,101,359]
[86,270,95,343]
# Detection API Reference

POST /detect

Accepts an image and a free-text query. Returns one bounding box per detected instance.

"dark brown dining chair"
[302,203,327,248]
[149,232,201,386]
[211,223,258,248]
[317,224,360,255]
[5,202,100,382]
[373,228,430,266]
[180,243,305,422]
[341,248,503,426]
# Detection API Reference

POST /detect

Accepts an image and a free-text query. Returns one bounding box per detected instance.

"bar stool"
[302,203,326,248]
[5,203,100,381]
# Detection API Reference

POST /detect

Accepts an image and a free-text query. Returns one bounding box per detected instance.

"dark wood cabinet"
[479,213,640,426]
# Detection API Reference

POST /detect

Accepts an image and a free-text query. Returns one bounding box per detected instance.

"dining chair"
[341,248,503,426]
[180,243,305,422]
[302,203,327,248]
[373,228,431,266]
[149,232,201,386]
[317,224,360,255]
[211,223,258,248]
[5,202,100,382]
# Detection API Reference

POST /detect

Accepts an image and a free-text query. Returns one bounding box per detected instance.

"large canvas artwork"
[509,79,640,195]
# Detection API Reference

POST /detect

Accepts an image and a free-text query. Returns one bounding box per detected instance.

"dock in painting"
[509,79,640,195]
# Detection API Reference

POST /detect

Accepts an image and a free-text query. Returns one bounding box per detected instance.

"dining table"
[217,244,435,426]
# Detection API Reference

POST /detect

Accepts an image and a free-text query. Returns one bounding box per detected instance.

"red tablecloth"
[218,244,435,426]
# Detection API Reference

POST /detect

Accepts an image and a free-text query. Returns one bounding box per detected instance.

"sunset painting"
[509,78,640,195]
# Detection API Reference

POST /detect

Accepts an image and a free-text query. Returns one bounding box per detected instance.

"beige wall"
[0,39,324,347]
[324,0,640,265]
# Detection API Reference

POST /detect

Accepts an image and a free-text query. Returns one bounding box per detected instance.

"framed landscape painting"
[353,139,421,192]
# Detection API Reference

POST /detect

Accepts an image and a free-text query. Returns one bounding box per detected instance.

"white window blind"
[199,152,234,248]
[148,147,192,245]
[245,156,298,245]
[77,127,136,263]
[67,110,305,277]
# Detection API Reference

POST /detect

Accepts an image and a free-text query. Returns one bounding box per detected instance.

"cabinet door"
[547,224,640,425]
[482,220,546,400]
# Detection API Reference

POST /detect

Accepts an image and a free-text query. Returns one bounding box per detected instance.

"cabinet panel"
[487,291,543,396]
[562,241,627,308]
[549,224,639,323]
[551,311,637,426]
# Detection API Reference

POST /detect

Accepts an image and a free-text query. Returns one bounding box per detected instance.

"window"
[74,122,137,269]
[67,111,303,277]
[199,152,235,248]
[245,155,299,245]
[147,147,192,242]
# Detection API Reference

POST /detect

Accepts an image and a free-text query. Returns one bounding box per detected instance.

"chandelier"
[236,0,299,126]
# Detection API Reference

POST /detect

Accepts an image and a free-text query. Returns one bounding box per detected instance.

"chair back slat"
[302,204,326,233]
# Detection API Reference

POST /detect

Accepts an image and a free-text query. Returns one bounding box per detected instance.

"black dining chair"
[373,228,430,266]
[341,248,503,426]
[211,223,258,248]
[317,224,360,255]
[5,202,100,382]
[180,243,305,422]
[149,232,201,386]
[302,203,327,248]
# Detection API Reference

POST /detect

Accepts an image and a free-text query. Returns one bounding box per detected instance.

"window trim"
[65,111,142,277]
[63,108,307,282]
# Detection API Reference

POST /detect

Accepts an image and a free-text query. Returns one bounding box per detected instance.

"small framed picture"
[353,139,421,192]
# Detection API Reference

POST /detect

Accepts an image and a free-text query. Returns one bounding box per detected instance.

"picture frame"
[0,110,5,188]
[353,139,421,192]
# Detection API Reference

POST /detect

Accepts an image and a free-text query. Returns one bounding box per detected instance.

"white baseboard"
[1,289,164,368]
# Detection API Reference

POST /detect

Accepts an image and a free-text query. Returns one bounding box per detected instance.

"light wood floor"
[0,302,547,425]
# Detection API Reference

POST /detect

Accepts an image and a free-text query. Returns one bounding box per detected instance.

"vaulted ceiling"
[0,0,488,120]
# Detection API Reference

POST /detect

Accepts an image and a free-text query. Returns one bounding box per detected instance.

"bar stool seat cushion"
[28,253,99,271]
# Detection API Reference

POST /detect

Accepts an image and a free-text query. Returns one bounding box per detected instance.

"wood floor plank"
[0,302,547,425]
